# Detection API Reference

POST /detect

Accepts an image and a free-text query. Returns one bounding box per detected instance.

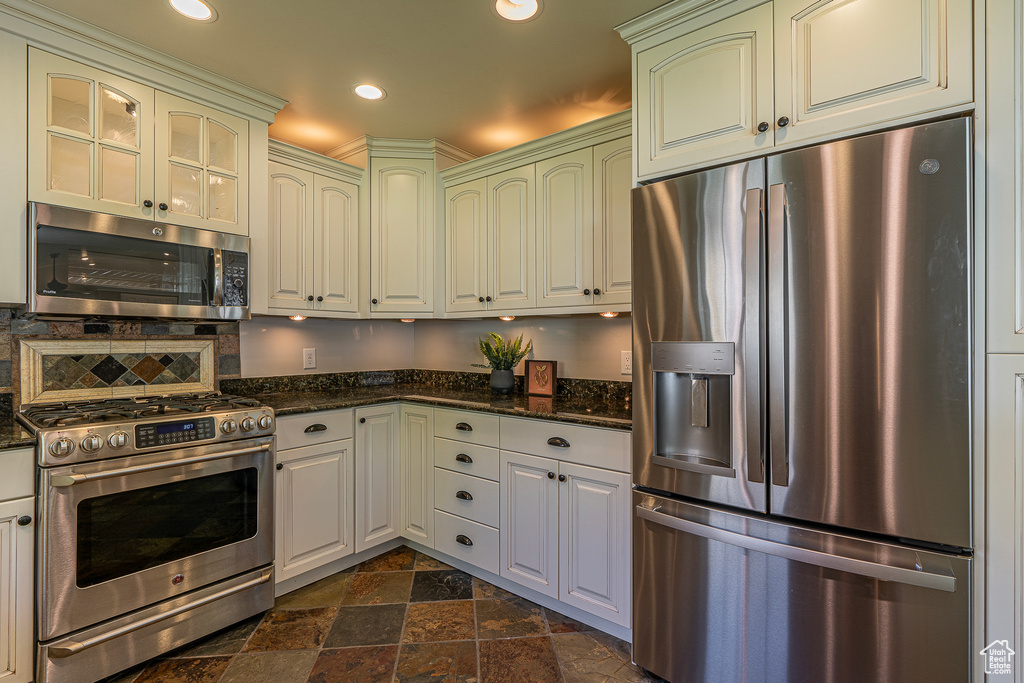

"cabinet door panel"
[276,440,354,583]
[488,165,535,311]
[592,139,632,306]
[499,451,559,598]
[400,405,434,546]
[0,497,34,683]
[314,175,359,313]
[558,463,631,627]
[537,149,594,308]
[446,179,487,313]
[267,162,314,312]
[635,4,774,179]
[356,405,400,552]
[773,0,973,146]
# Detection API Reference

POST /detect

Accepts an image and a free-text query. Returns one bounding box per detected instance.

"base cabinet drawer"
[434,438,500,480]
[434,408,499,446]
[435,468,499,527]
[434,510,499,575]
[276,409,354,450]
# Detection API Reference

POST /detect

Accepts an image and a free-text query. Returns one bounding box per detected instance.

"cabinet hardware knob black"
[158,202,168,210]
[143,199,153,208]
[456,490,473,501]
[757,121,770,133]
[594,288,601,295]
[479,296,485,303]
[777,116,790,128]
[547,471,555,479]
[547,437,570,448]
[304,423,327,433]
[455,453,473,463]
[317,296,323,302]
[486,296,492,302]
[583,288,591,296]
[558,474,566,482]
[456,534,473,546]
[371,298,378,305]
[307,295,314,301]
[17,516,31,526]
[455,422,473,431]
[359,417,366,424]
[275,463,283,471]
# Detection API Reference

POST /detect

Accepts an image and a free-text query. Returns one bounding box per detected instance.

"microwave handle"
[212,248,224,306]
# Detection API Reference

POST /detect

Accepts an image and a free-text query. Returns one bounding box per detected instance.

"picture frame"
[525,359,557,397]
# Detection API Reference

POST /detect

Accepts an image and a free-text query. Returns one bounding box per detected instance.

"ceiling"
[30,0,669,158]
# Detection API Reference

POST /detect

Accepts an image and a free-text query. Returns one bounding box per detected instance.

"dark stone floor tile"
[275,572,353,609]
[98,665,147,683]
[476,597,547,639]
[472,578,519,601]
[242,607,337,652]
[552,631,646,683]
[342,571,414,605]
[357,545,417,572]
[170,615,264,657]
[133,656,232,683]
[543,608,595,634]
[308,645,398,683]
[323,604,407,647]
[395,640,479,683]
[414,553,454,571]
[411,569,474,602]
[479,637,562,683]
[218,650,318,683]
[402,600,476,643]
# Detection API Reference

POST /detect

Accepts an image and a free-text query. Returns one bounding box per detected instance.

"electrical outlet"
[303,348,316,370]
[621,350,632,375]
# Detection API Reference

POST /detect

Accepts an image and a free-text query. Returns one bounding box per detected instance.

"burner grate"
[19,392,266,428]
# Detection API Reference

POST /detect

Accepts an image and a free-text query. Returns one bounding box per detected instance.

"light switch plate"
[303,348,316,370]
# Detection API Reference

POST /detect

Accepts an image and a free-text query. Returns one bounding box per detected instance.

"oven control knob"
[220,419,237,434]
[108,431,129,448]
[81,434,102,452]
[240,417,256,432]
[257,415,272,430]
[49,438,75,457]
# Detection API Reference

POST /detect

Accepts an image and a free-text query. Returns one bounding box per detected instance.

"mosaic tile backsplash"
[42,351,202,391]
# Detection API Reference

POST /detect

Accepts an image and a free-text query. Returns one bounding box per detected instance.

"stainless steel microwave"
[29,203,249,320]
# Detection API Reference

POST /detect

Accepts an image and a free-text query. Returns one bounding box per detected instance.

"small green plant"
[473,332,533,371]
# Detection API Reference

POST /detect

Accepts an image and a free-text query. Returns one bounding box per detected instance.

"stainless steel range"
[18,392,277,683]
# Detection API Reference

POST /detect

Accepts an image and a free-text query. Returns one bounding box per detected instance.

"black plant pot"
[490,369,514,395]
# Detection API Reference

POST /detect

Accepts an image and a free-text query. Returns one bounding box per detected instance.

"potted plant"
[474,332,533,395]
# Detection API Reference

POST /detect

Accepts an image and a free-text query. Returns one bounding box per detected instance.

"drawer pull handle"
[305,424,327,433]
[456,534,474,546]
[455,422,473,432]
[547,437,570,448]
[456,490,473,501]
[455,453,473,464]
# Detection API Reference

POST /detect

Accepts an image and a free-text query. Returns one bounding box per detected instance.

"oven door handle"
[48,443,272,487]
[46,567,273,659]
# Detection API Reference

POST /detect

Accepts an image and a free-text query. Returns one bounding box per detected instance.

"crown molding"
[0,0,287,122]
[615,0,737,45]
[325,136,369,164]
[268,139,364,182]
[440,110,632,186]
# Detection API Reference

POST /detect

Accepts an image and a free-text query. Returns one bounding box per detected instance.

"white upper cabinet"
[635,3,775,178]
[29,49,250,235]
[592,138,632,307]
[536,148,594,308]
[445,178,487,313]
[267,162,314,313]
[488,165,536,311]
[313,174,359,313]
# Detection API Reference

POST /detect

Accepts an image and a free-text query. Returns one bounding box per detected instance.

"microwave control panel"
[222,250,248,307]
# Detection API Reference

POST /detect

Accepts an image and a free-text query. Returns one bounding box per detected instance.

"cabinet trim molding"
[269,140,363,183]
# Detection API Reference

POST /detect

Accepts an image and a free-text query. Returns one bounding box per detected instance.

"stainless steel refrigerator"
[631,117,973,683]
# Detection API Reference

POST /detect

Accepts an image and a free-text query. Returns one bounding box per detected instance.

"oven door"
[38,436,274,641]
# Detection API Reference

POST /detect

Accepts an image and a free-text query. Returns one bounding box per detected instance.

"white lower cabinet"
[500,451,560,598]
[400,405,434,547]
[355,404,401,552]
[0,448,35,683]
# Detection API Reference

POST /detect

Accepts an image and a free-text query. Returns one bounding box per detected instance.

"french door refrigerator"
[632,117,973,683]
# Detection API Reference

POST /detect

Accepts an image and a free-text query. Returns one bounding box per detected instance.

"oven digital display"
[136,416,215,447]
[156,421,196,435]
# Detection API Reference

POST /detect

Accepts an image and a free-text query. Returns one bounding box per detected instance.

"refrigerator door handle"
[636,503,957,592]
[768,183,789,486]
[744,187,765,484]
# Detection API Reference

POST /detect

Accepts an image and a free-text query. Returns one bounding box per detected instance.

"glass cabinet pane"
[100,147,138,205]
[208,173,236,222]
[49,134,91,196]
[100,86,139,146]
[169,114,202,163]
[169,163,201,216]
[208,121,236,172]
[49,76,91,134]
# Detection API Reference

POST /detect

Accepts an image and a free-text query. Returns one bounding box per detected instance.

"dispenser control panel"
[651,341,735,375]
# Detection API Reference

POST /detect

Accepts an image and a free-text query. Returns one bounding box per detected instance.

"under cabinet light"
[600,311,619,318]
[168,0,217,21]
[400,319,415,323]
[289,315,306,321]
[499,315,515,321]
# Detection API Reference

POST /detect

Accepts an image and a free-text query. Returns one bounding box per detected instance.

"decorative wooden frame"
[525,359,557,397]
[19,339,215,405]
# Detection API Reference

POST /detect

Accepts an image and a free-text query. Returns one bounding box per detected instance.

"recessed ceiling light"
[353,84,386,100]
[168,0,216,22]
[495,0,540,21]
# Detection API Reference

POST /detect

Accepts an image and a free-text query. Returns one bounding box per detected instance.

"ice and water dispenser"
[651,341,737,477]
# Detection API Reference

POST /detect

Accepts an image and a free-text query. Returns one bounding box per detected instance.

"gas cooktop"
[19,392,264,429]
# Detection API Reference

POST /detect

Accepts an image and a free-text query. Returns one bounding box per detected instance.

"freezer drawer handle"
[547,437,570,448]
[46,568,273,658]
[455,453,473,464]
[635,504,956,593]
[455,422,473,432]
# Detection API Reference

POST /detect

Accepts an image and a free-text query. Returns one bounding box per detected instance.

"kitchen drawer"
[276,409,354,450]
[434,408,499,447]
[434,438,499,481]
[0,447,34,502]
[499,416,630,472]
[435,468,499,528]
[434,509,499,575]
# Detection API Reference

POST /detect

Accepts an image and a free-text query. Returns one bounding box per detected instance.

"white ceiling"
[30,0,669,158]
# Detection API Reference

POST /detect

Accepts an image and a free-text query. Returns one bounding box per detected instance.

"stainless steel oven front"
[37,435,274,641]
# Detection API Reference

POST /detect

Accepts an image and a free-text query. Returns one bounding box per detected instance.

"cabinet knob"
[143,199,154,208]
[359,417,366,424]
[317,296,323,302]
[456,490,474,501]
[777,116,790,128]
[456,534,474,546]
[594,288,601,295]
[583,288,591,296]
[275,463,283,471]
[17,515,31,526]
[757,121,770,133]
[486,296,492,302]
[307,295,314,301]
[455,453,473,464]
[371,298,378,305]
[547,471,555,479]
[479,297,485,303]
[558,474,566,482]
[158,202,168,211]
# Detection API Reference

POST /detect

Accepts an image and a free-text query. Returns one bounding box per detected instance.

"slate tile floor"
[102,546,661,683]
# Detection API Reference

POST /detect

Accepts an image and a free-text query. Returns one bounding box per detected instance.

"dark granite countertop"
[250,383,632,430]
[0,420,37,451]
